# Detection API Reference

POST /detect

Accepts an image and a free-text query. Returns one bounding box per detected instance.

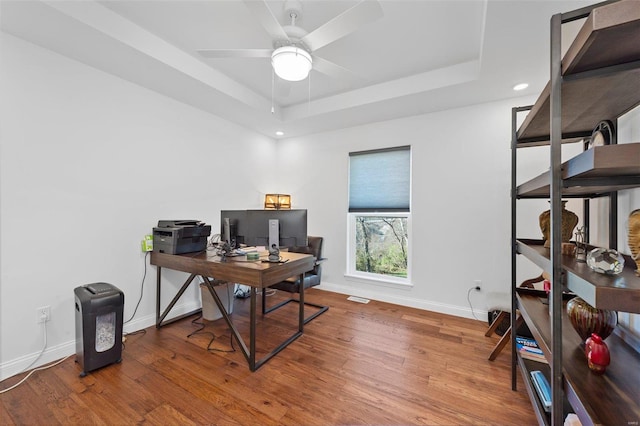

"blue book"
[530,370,552,412]
[516,336,547,363]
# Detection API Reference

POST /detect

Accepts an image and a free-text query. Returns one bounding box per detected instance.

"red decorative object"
[585,333,610,374]
[566,296,617,342]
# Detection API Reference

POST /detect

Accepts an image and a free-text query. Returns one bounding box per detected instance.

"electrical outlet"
[36,306,51,323]
[474,280,482,291]
[141,235,153,252]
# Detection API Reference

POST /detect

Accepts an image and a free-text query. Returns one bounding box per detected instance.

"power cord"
[187,313,235,353]
[0,321,72,394]
[189,282,237,353]
[124,251,149,324]
[122,329,146,350]
[467,287,483,321]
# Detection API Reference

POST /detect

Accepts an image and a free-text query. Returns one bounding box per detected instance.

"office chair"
[262,236,329,324]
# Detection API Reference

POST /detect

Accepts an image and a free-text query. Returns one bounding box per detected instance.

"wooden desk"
[150,250,315,371]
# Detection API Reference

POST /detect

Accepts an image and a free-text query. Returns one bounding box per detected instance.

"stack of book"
[516,335,547,363]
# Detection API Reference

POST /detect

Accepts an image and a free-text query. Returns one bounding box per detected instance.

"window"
[347,146,411,284]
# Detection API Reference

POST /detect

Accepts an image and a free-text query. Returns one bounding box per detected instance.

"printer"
[153,220,211,254]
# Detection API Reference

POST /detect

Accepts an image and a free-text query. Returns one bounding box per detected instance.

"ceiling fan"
[197,0,383,83]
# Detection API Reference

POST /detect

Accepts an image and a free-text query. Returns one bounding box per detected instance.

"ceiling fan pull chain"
[308,71,311,114]
[271,68,275,114]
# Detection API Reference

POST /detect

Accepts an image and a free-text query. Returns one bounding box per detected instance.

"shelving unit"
[510,1,640,425]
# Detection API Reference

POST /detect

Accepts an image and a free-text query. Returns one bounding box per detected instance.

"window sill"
[344,273,413,289]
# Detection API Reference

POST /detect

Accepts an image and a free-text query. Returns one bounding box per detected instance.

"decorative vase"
[585,333,610,374]
[539,201,579,248]
[566,297,617,342]
[629,209,640,276]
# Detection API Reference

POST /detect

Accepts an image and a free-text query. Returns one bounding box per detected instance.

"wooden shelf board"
[516,143,640,198]
[516,0,640,145]
[516,239,640,314]
[517,293,640,426]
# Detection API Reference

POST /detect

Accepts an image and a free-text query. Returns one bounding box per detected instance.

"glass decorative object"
[574,226,587,262]
[586,247,624,275]
[567,297,617,342]
[585,333,610,375]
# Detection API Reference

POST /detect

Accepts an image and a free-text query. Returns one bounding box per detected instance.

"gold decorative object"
[629,209,640,276]
[264,194,291,210]
[539,201,579,248]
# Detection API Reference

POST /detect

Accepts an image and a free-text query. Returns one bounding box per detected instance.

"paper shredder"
[74,282,124,377]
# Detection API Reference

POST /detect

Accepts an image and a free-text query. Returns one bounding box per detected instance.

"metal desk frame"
[151,250,315,371]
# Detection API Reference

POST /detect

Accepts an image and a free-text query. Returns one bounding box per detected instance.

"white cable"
[0,321,71,394]
[467,288,483,321]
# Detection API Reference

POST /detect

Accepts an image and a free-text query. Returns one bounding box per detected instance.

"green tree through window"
[355,216,408,278]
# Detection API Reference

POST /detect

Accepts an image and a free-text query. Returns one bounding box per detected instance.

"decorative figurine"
[268,244,280,262]
[574,226,587,262]
[585,333,610,375]
[539,201,578,248]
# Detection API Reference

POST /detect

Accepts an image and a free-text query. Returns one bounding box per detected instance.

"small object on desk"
[268,244,280,262]
[261,258,289,264]
[246,252,260,261]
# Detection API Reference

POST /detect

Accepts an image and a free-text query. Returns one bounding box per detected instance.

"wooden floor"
[1,289,537,425]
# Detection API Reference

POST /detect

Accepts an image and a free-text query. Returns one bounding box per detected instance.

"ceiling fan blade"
[198,49,272,58]
[243,0,290,42]
[302,0,383,52]
[313,56,367,86]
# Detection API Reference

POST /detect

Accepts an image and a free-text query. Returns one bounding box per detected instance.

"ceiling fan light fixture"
[271,46,312,82]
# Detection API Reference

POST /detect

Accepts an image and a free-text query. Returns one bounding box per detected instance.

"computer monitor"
[220,210,248,248]
[244,209,308,248]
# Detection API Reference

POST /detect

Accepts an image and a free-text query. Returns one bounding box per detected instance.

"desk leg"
[250,287,257,371]
[298,272,304,333]
[202,277,303,371]
[156,266,162,326]
[156,273,199,328]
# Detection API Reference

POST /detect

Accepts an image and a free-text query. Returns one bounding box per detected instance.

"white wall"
[276,97,578,318]
[0,33,276,380]
[275,94,638,342]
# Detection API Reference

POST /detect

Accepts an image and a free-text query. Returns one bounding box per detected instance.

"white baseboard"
[316,282,488,322]
[0,301,200,383]
[0,340,75,383]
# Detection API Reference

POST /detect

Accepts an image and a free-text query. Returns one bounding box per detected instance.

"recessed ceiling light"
[275,131,284,136]
[513,83,529,91]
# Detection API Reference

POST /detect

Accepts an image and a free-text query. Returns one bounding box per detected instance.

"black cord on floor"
[187,313,235,353]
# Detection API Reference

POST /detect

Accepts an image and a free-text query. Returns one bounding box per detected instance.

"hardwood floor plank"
[143,403,197,425]
[0,289,537,425]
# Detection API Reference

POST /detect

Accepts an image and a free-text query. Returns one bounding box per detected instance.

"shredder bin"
[74,282,124,377]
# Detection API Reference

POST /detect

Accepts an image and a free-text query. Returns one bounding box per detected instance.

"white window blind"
[349,146,410,212]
